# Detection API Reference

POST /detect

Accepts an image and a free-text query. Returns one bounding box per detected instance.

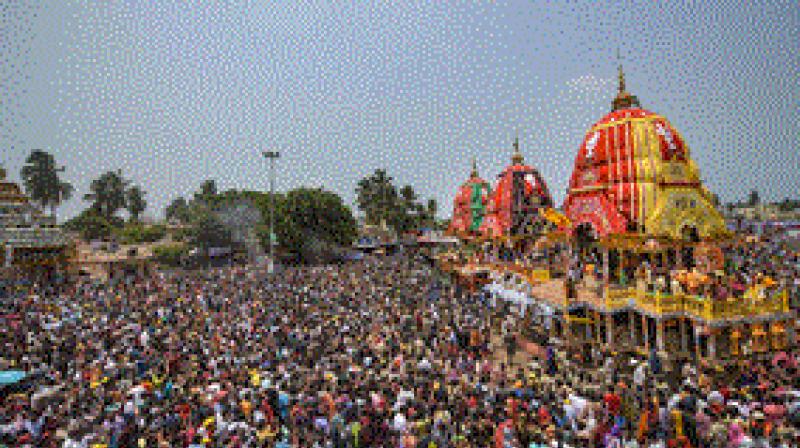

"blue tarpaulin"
[343,251,364,261]
[0,370,26,386]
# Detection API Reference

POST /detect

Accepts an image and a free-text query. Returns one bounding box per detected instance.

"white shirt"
[392,413,407,433]
[633,364,646,386]
[569,393,588,416]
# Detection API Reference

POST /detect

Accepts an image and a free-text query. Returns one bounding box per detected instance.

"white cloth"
[633,364,646,387]
[392,413,407,433]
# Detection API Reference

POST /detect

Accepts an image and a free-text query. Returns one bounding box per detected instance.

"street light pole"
[262,151,280,273]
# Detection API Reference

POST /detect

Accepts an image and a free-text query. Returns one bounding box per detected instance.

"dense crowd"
[562,236,800,309]
[0,254,798,447]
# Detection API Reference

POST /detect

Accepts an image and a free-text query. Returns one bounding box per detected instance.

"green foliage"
[165,197,192,223]
[194,179,218,206]
[748,189,760,207]
[114,223,166,244]
[125,185,147,222]
[271,188,356,262]
[355,169,437,233]
[63,209,119,241]
[20,150,73,220]
[186,206,233,253]
[153,243,188,266]
[778,198,800,212]
[126,178,358,264]
[84,170,130,219]
[356,169,398,225]
[426,199,438,223]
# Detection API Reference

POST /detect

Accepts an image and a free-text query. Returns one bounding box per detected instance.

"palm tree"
[426,198,437,226]
[355,169,397,225]
[399,185,417,204]
[84,170,129,219]
[20,150,74,221]
[165,197,191,223]
[126,185,147,222]
[194,179,218,206]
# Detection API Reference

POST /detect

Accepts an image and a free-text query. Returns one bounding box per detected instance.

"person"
[649,347,661,377]
[505,329,518,365]
[4,249,799,447]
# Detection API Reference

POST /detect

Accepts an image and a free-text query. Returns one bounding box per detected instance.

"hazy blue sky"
[1,1,798,220]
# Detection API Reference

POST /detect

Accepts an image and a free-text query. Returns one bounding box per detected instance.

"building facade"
[0,167,69,274]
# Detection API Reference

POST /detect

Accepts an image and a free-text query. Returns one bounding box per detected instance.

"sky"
[1,1,798,221]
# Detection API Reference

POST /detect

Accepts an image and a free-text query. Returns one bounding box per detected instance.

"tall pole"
[263,151,280,273]
[270,156,274,272]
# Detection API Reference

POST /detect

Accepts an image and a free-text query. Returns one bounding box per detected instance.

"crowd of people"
[561,234,800,311]
[0,253,798,447]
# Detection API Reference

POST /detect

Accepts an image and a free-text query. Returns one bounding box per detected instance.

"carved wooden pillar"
[708,330,716,359]
[629,311,636,348]
[730,327,741,357]
[679,318,688,353]
[595,311,602,346]
[642,315,650,352]
[694,324,702,360]
[656,319,665,352]
[606,313,614,347]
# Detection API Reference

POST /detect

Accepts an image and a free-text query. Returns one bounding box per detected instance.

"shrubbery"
[153,244,188,266]
[114,223,166,244]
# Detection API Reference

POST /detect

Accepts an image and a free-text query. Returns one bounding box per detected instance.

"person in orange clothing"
[321,390,336,420]
[240,397,252,418]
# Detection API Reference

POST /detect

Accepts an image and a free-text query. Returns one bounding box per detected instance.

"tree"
[84,170,129,219]
[165,197,191,223]
[125,185,147,222]
[425,198,438,227]
[710,193,720,208]
[356,169,440,234]
[215,199,263,260]
[389,184,421,233]
[274,188,356,263]
[194,179,218,205]
[748,189,760,207]
[356,169,398,226]
[63,208,114,241]
[114,223,166,244]
[20,150,74,221]
[187,206,233,255]
[153,243,188,266]
[399,185,417,204]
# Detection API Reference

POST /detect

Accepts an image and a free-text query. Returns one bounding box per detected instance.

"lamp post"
[262,151,280,273]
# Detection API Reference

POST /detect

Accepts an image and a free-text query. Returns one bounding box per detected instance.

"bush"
[153,244,188,266]
[63,209,114,241]
[115,224,166,244]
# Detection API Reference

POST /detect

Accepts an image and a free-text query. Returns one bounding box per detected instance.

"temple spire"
[611,51,641,111]
[470,157,478,178]
[511,134,523,165]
